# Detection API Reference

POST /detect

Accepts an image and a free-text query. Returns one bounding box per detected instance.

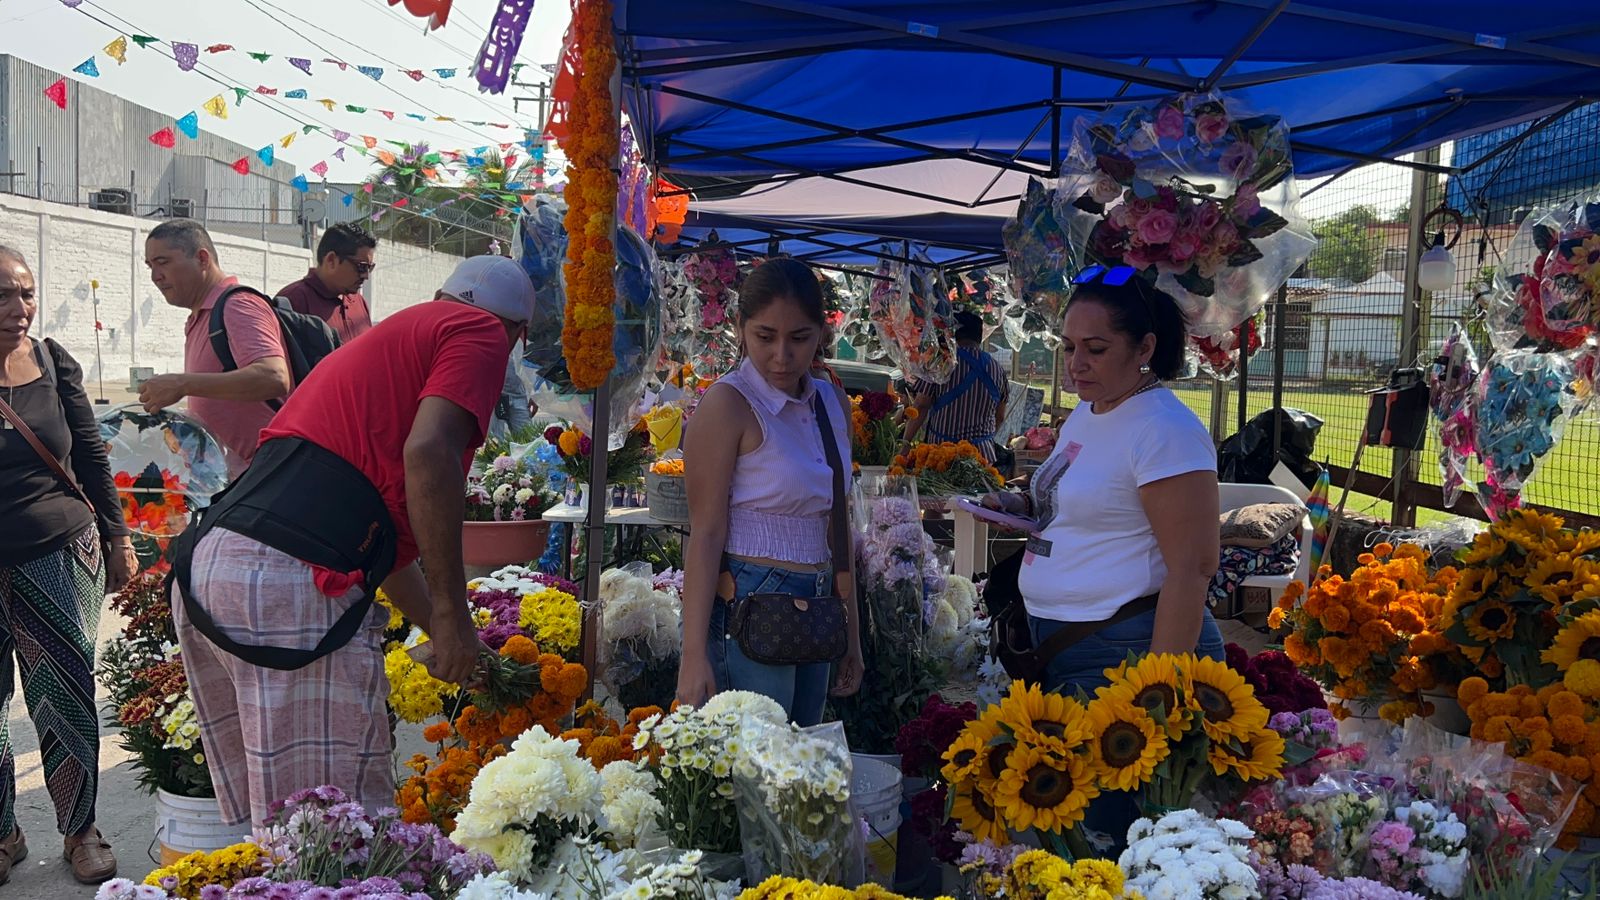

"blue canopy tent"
[616,0,1600,202]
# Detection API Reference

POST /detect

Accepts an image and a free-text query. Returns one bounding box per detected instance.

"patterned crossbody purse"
[726,391,851,666]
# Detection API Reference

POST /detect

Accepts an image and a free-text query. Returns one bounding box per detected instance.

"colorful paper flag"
[104,36,127,64]
[341,193,353,206]
[1307,467,1332,571]
[334,147,346,161]
[345,104,367,113]
[323,58,348,70]
[43,78,67,109]
[248,51,271,62]
[257,145,275,166]
[310,161,329,178]
[231,157,250,175]
[393,197,409,208]
[379,110,395,120]
[176,111,199,139]
[433,68,456,78]
[406,113,426,121]
[174,42,199,71]
[289,57,313,74]
[285,89,308,99]
[403,69,425,81]
[362,135,377,149]
[255,85,277,95]
[363,182,373,193]
[332,129,350,142]
[290,175,309,192]
[302,124,318,134]
[203,94,229,118]
[280,132,296,149]
[434,116,455,122]
[376,149,397,166]
[58,0,83,7]
[206,44,233,54]
[358,65,384,81]
[73,57,100,77]
[131,35,159,48]
[317,98,336,111]
[149,127,176,148]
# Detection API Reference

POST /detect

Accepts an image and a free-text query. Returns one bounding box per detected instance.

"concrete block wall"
[0,194,462,389]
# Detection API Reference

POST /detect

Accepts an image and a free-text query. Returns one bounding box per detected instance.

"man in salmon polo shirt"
[168,254,536,828]
[138,219,290,476]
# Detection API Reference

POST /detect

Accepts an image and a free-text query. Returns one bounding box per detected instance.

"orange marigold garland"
[558,0,619,390]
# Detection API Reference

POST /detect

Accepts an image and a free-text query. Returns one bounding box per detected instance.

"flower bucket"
[645,472,689,524]
[1424,690,1469,735]
[462,519,552,568]
[852,755,903,885]
[858,465,891,480]
[155,789,247,864]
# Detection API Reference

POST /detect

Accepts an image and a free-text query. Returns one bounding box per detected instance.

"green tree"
[1308,204,1384,283]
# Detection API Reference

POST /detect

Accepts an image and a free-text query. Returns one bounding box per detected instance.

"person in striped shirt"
[903,311,1008,462]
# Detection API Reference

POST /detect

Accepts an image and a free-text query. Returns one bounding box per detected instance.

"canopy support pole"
[1271,284,1288,461]
[1390,145,1441,528]
[1198,0,1289,91]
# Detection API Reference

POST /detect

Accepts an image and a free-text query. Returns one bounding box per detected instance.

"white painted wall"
[0,194,464,388]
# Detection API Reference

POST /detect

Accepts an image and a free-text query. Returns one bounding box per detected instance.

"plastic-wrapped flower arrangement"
[679,243,742,379]
[732,720,864,886]
[1469,348,1576,518]
[1056,90,1316,340]
[597,564,681,711]
[97,405,228,567]
[1002,177,1087,335]
[869,252,958,383]
[451,729,603,884]
[1427,326,1480,507]
[1118,808,1258,899]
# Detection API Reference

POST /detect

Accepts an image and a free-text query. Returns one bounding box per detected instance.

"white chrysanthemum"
[698,690,786,723]
[598,760,664,849]
[455,872,552,900]
[453,730,602,877]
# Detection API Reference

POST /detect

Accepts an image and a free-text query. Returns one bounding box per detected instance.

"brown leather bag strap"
[0,393,93,510]
[811,389,851,581]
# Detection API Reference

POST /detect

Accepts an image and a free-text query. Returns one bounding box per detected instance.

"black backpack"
[208,285,341,410]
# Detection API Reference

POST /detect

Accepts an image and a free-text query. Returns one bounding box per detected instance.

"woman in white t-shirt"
[984,268,1224,689]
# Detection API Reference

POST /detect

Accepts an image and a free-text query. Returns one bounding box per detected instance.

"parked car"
[829,358,902,395]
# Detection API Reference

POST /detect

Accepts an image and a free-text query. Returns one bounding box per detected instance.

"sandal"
[63,825,116,885]
[0,827,26,885]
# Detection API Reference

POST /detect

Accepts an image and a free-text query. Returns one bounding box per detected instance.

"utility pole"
[510,79,552,133]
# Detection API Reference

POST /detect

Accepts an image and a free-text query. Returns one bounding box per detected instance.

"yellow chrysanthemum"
[1098,653,1192,738]
[1185,656,1269,742]
[994,680,1092,749]
[949,780,1008,845]
[1464,599,1517,643]
[993,743,1099,833]
[1544,610,1600,673]
[1086,696,1169,792]
[1565,659,1600,699]
[1207,728,1286,782]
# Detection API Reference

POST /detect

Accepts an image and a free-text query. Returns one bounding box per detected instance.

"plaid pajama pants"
[173,527,393,828]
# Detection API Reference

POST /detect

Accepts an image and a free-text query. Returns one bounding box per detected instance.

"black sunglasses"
[342,256,376,275]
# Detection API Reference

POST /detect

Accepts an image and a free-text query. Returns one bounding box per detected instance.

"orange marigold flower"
[501,635,540,664]
[1549,691,1587,720]
[1373,542,1396,557]
[422,722,452,744]
[1458,677,1491,706]
[1553,714,1590,748]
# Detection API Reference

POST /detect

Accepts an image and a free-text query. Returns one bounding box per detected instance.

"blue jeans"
[1028,607,1225,857]
[707,558,833,727]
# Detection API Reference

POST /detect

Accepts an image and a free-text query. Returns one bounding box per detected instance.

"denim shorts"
[707,557,833,727]
[1027,605,1225,855]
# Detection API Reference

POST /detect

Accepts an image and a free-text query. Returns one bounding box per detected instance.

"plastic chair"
[1217,482,1314,608]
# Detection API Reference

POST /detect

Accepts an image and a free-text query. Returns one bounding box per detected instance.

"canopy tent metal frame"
[620,0,1600,197]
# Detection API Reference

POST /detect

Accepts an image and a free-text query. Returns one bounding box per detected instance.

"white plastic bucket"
[853,755,903,884]
[155,789,248,865]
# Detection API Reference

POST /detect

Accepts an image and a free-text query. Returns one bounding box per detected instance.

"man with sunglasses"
[277,223,377,343]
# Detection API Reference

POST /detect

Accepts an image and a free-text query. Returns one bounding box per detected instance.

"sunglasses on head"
[1072,264,1138,286]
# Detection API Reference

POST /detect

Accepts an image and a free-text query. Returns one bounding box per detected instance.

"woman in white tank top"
[676,259,863,726]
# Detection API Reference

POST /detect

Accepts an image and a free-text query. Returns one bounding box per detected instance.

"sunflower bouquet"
[1272,543,1461,721]
[1440,507,1600,692]
[890,441,1004,498]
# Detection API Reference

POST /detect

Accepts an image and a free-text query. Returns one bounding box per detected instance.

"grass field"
[1026,378,1599,523]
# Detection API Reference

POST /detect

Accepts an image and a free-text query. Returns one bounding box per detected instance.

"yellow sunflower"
[949,780,1009,845]
[1543,610,1600,672]
[994,681,1092,749]
[1208,728,1287,782]
[1465,599,1517,643]
[1086,696,1169,792]
[1185,656,1269,742]
[1499,509,1567,549]
[1450,565,1500,607]
[941,714,1005,784]
[1528,556,1600,606]
[1097,653,1192,738]
[993,743,1099,832]
[1460,534,1509,567]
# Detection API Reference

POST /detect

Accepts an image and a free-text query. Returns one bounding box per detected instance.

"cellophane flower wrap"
[1118,809,1259,900]
[450,729,603,884]
[98,405,228,570]
[597,564,681,711]
[249,786,492,897]
[731,719,865,886]
[1057,90,1316,340]
[831,475,947,754]
[679,244,742,379]
[869,252,958,383]
[850,390,908,468]
[1003,176,1089,335]
[1468,348,1577,519]
[516,196,571,383]
[632,691,788,855]
[1427,325,1481,507]
[466,445,558,523]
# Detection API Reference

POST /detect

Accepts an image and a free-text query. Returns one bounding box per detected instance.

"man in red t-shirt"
[172,254,536,826]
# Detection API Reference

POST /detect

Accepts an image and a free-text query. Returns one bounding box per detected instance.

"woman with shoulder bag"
[676,258,865,725]
[0,247,135,885]
[979,267,1223,852]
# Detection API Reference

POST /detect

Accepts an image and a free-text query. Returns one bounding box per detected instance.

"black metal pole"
[1272,284,1288,461]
